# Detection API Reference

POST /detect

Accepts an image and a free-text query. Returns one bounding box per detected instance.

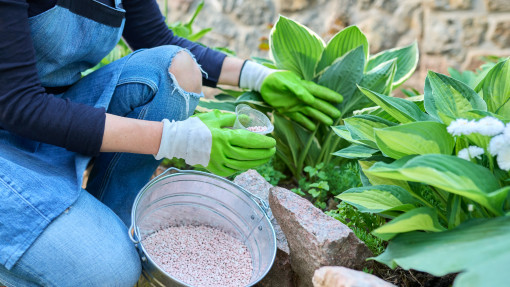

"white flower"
[497,147,510,171]
[447,119,477,136]
[503,123,510,141]
[474,117,505,136]
[458,146,484,161]
[489,134,508,156]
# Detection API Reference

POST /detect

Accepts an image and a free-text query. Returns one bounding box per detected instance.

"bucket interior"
[133,171,276,286]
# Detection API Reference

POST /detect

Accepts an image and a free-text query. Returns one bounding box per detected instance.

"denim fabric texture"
[0,0,202,284]
[0,0,127,270]
[29,1,125,87]
[0,191,142,287]
[86,46,202,225]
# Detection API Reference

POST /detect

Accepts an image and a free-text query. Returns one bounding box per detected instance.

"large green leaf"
[270,16,325,80]
[273,113,301,172]
[333,145,379,159]
[342,59,397,116]
[235,91,272,113]
[374,121,455,159]
[318,46,365,105]
[375,217,510,287]
[424,71,487,124]
[366,41,419,88]
[344,115,396,149]
[372,207,445,240]
[338,185,419,216]
[316,26,369,73]
[367,154,504,214]
[358,87,432,123]
[475,59,510,116]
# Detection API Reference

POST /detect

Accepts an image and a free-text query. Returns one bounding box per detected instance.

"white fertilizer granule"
[246,126,268,133]
[142,225,253,287]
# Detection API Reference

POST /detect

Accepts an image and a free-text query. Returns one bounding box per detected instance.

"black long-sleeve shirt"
[0,0,226,156]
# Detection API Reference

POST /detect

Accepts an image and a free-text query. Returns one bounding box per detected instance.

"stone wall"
[158,0,510,92]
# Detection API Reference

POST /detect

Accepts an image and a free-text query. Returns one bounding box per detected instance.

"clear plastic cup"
[233,104,274,135]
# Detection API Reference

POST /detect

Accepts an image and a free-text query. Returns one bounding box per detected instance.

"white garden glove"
[154,110,276,176]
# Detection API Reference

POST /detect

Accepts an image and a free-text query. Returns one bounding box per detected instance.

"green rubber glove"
[194,110,276,177]
[260,71,343,131]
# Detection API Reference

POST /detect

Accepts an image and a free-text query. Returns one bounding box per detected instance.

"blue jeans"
[0,45,202,286]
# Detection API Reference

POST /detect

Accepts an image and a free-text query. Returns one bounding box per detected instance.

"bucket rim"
[129,167,277,287]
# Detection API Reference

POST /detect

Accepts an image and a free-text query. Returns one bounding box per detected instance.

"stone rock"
[312,266,396,287]
[269,187,373,287]
[485,0,510,12]
[491,21,510,48]
[279,0,316,12]
[234,170,294,287]
[423,16,460,55]
[461,17,487,47]
[428,0,472,10]
[232,0,275,26]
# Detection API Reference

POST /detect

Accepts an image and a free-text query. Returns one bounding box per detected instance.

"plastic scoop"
[233,104,274,135]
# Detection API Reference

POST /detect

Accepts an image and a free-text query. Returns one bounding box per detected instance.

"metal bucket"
[129,168,277,287]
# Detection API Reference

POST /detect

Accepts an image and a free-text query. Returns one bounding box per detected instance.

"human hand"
[155,110,276,177]
[260,71,343,130]
[239,61,343,131]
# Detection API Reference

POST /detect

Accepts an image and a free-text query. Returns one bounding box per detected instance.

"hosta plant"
[200,16,419,180]
[334,58,510,286]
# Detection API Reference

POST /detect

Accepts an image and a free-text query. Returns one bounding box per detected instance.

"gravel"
[142,225,253,287]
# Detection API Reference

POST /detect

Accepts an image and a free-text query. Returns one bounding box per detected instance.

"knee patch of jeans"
[109,45,203,121]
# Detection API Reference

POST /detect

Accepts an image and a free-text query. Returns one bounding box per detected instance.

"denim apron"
[0,0,129,269]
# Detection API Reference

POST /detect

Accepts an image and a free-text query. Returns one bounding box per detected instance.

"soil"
[372,262,456,287]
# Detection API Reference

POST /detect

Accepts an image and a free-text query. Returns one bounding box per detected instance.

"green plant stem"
[297,128,319,176]
[318,117,343,163]
[430,186,448,206]
[487,150,495,173]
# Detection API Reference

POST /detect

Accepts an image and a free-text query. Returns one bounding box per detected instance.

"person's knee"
[169,51,203,94]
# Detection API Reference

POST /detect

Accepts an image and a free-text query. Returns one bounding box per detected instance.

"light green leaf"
[187,28,212,42]
[366,41,419,88]
[331,126,366,146]
[316,26,369,73]
[338,185,418,216]
[359,161,412,191]
[251,57,278,69]
[374,121,455,159]
[344,115,396,149]
[270,16,325,80]
[358,87,432,123]
[318,46,365,105]
[475,59,510,116]
[424,71,487,124]
[333,145,379,159]
[372,207,445,240]
[375,217,510,287]
[197,98,236,112]
[367,154,503,214]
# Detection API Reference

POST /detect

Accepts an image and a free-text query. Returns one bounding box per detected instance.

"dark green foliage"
[326,202,386,255]
[292,162,363,209]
